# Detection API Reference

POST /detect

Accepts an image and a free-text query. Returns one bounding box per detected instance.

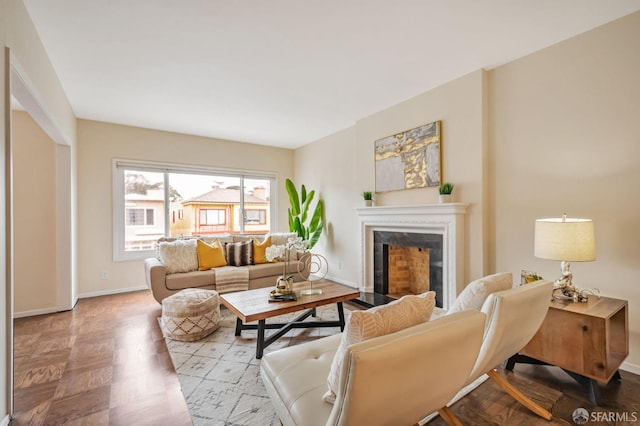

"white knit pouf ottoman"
[161,288,221,341]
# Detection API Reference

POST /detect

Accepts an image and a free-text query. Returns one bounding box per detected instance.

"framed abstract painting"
[374,120,441,192]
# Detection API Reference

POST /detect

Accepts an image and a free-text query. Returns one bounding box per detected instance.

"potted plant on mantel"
[362,191,375,206]
[439,182,454,203]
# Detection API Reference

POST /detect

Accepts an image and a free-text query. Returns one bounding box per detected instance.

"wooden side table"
[506,295,629,405]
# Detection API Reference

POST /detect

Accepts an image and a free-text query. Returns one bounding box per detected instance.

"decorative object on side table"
[521,270,543,285]
[534,213,599,302]
[439,182,454,203]
[298,253,329,295]
[266,236,307,298]
[362,191,374,207]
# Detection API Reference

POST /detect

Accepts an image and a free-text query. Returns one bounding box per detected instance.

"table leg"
[234,317,242,336]
[337,302,346,331]
[256,319,266,359]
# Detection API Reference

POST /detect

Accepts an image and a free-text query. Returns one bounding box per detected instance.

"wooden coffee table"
[220,279,360,358]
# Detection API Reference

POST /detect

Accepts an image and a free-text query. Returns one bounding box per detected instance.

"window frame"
[113,159,278,261]
[199,209,227,226]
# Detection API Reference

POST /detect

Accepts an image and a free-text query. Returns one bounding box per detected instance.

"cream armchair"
[260,310,486,426]
[445,279,554,422]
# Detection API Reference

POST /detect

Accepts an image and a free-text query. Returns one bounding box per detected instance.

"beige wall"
[1,0,77,420]
[295,69,488,287]
[490,11,640,368]
[77,119,295,296]
[0,13,8,421]
[296,13,640,371]
[12,111,57,314]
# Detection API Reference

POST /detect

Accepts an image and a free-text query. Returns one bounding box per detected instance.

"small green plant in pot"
[439,182,454,203]
[362,191,374,206]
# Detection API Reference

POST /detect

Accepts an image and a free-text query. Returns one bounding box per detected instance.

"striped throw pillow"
[225,240,253,266]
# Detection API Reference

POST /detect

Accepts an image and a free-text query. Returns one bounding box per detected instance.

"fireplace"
[374,231,444,307]
[355,204,467,310]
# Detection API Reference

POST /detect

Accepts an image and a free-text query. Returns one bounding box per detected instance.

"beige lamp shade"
[534,217,595,262]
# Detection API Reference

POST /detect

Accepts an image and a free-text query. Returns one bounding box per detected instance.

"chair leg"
[437,406,463,426]
[487,369,552,421]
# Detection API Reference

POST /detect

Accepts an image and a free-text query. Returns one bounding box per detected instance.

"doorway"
[7,49,75,419]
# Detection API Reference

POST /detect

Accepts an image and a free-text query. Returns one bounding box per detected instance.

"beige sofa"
[144,233,307,303]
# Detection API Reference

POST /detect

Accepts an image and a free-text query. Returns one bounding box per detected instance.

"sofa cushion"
[197,239,227,270]
[225,240,254,266]
[253,236,272,264]
[323,291,436,404]
[448,272,513,314]
[158,239,198,274]
[201,234,234,245]
[165,269,216,290]
[268,232,298,246]
[247,262,286,280]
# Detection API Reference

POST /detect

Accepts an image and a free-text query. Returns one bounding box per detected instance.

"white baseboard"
[322,274,358,289]
[1,414,11,426]
[78,285,149,299]
[14,306,58,319]
[621,361,640,375]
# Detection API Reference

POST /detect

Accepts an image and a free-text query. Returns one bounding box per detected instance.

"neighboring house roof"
[125,189,164,202]
[183,188,268,204]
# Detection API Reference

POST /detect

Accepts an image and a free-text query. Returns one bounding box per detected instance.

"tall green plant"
[285,178,324,249]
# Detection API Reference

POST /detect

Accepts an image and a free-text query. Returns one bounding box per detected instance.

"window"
[113,159,277,261]
[200,209,226,225]
[245,209,267,225]
[126,208,155,226]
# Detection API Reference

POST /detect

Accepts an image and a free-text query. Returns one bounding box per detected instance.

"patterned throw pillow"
[225,240,254,266]
[323,291,436,404]
[196,239,227,270]
[253,236,272,264]
[158,239,198,274]
[447,272,513,313]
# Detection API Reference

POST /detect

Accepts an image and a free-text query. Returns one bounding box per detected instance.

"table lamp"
[534,213,597,302]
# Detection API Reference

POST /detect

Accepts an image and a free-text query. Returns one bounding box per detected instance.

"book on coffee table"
[268,292,297,302]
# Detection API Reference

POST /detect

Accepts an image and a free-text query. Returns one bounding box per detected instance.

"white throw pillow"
[323,291,436,404]
[158,239,198,274]
[447,272,513,314]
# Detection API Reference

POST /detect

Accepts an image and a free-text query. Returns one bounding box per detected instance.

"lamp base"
[553,280,600,302]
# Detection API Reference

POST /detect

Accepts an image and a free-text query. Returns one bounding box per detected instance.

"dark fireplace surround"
[373,231,444,307]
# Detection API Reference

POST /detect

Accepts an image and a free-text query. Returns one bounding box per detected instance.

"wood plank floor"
[12,290,191,425]
[12,290,640,425]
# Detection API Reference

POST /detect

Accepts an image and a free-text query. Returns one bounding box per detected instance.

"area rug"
[163,304,487,426]
[164,304,348,425]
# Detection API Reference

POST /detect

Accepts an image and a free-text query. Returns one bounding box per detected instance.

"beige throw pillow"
[158,239,198,274]
[447,272,513,314]
[323,291,436,404]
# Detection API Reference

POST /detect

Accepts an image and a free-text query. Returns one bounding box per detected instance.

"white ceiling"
[22,0,640,149]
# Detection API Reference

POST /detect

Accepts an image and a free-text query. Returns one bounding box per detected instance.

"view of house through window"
[120,166,272,253]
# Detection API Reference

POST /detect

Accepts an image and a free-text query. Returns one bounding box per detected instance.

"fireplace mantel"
[355,204,468,309]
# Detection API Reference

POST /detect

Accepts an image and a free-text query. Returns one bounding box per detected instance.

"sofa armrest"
[145,257,167,303]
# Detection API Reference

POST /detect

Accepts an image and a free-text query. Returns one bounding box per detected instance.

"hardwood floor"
[12,290,191,425]
[12,290,640,425]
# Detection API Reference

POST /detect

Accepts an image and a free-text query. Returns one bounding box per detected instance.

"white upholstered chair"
[444,279,554,422]
[260,310,486,426]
